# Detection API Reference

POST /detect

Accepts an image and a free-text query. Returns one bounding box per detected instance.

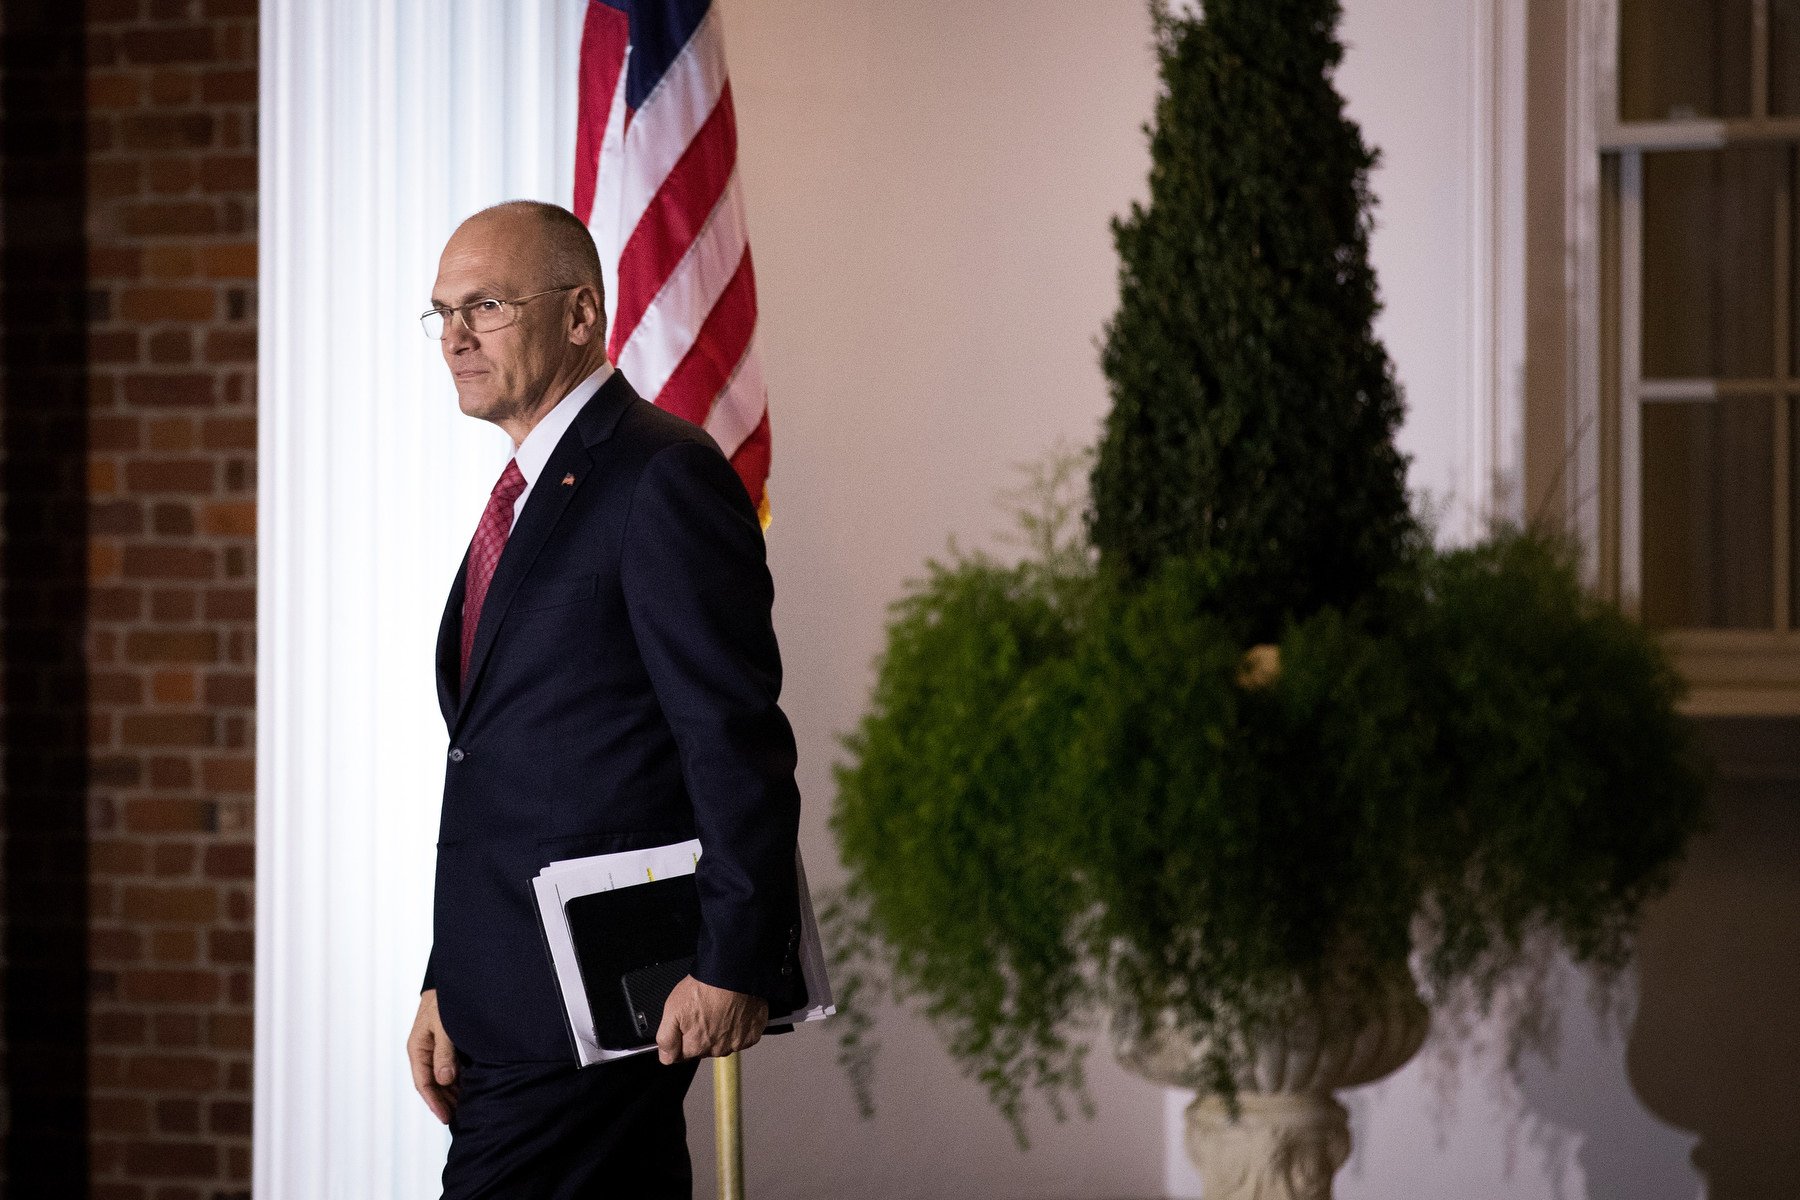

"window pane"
[1775,0,1800,114]
[1643,148,1780,380]
[1621,0,1754,121]
[1641,396,1775,629]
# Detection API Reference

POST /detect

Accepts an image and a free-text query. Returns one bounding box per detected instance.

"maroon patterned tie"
[460,458,528,692]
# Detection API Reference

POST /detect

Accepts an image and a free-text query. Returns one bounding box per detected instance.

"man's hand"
[408,989,460,1124]
[655,976,769,1065]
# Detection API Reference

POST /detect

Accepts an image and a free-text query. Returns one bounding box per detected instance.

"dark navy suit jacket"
[422,370,801,1064]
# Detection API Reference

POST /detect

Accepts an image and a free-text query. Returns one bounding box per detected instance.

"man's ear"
[568,284,606,347]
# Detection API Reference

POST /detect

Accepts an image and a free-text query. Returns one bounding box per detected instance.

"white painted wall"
[706,1,1710,1198]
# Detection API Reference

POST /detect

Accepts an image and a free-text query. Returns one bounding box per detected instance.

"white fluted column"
[256,3,584,1195]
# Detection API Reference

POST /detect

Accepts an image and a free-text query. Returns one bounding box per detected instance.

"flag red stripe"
[729,408,771,512]
[573,1,631,225]
[606,80,738,361]
[655,244,757,427]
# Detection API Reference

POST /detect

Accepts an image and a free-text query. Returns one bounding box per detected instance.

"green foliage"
[829,0,1708,1142]
[832,503,1707,1134]
[1088,0,1415,640]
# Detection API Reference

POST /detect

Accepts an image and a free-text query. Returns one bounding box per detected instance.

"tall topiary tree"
[1090,0,1416,640]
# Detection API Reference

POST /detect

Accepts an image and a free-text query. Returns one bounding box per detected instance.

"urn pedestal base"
[1112,978,1427,1200]
[1183,1092,1350,1200]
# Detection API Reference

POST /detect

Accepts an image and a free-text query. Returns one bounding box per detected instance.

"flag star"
[562,473,576,486]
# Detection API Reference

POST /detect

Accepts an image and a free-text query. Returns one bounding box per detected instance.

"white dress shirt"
[506,362,613,532]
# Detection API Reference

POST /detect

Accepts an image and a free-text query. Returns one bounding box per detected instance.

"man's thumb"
[434,1037,457,1085]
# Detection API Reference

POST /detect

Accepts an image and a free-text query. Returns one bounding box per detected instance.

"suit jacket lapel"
[449,370,639,734]
[435,545,468,731]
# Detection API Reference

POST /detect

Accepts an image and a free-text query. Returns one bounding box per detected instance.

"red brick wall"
[83,2,257,1196]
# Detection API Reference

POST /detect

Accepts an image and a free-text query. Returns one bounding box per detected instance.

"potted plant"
[828,2,1708,1198]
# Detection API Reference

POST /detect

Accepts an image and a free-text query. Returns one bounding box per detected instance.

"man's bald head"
[461,200,605,307]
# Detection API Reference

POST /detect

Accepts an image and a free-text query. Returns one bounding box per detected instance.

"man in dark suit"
[405,200,801,1198]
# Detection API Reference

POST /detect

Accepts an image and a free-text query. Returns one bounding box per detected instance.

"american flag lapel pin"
[562,473,576,486]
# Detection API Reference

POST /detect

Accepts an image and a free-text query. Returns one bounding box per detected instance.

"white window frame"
[1566,0,1800,715]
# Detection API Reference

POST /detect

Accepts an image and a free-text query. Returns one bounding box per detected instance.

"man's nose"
[442,314,478,354]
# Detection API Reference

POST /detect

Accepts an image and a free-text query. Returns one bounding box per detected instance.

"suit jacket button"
[448,748,465,762]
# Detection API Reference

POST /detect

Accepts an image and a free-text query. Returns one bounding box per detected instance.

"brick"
[119,972,222,1007]
[150,756,196,788]
[93,839,150,875]
[148,416,198,449]
[208,929,252,964]
[208,1100,251,1136]
[200,155,255,193]
[148,69,200,105]
[153,504,199,538]
[122,544,216,581]
[125,629,218,663]
[202,842,253,879]
[92,540,125,582]
[122,1139,218,1179]
[203,329,255,363]
[93,415,145,450]
[150,929,200,964]
[156,1097,202,1133]
[93,755,145,788]
[91,927,144,961]
[152,669,199,703]
[93,1096,152,1135]
[215,21,254,63]
[89,161,145,202]
[122,798,218,834]
[119,26,217,65]
[119,110,216,152]
[91,458,121,495]
[202,668,254,703]
[208,1013,253,1051]
[125,372,216,408]
[149,328,195,363]
[121,711,217,747]
[93,1012,150,1048]
[143,245,199,278]
[204,0,256,16]
[92,581,147,624]
[126,456,214,493]
[89,71,144,109]
[93,670,146,706]
[201,416,255,450]
[201,501,254,536]
[121,884,219,922]
[200,68,255,103]
[119,200,216,237]
[120,287,215,321]
[153,842,198,875]
[146,156,200,195]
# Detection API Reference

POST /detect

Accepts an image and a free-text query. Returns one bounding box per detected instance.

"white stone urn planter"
[1112,974,1428,1200]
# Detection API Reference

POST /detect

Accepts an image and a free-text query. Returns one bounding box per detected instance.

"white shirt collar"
[512,362,614,486]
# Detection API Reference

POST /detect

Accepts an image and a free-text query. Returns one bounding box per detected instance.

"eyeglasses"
[420,286,579,339]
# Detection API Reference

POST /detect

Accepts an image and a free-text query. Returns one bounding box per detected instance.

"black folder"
[563,873,810,1052]
[565,875,704,1050]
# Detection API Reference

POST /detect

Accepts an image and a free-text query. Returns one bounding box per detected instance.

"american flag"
[574,0,771,522]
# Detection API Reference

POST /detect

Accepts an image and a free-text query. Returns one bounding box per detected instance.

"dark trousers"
[442,1051,701,1199]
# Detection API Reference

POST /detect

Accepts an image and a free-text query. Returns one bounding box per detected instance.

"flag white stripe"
[591,50,631,334]
[616,171,748,398]
[702,331,764,459]
[613,5,727,265]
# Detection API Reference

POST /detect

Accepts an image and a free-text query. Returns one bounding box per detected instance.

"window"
[1584,0,1800,714]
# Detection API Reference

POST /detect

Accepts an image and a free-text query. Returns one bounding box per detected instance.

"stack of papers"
[532,839,835,1066]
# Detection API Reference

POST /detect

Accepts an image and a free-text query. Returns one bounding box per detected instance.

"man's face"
[431,214,570,426]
